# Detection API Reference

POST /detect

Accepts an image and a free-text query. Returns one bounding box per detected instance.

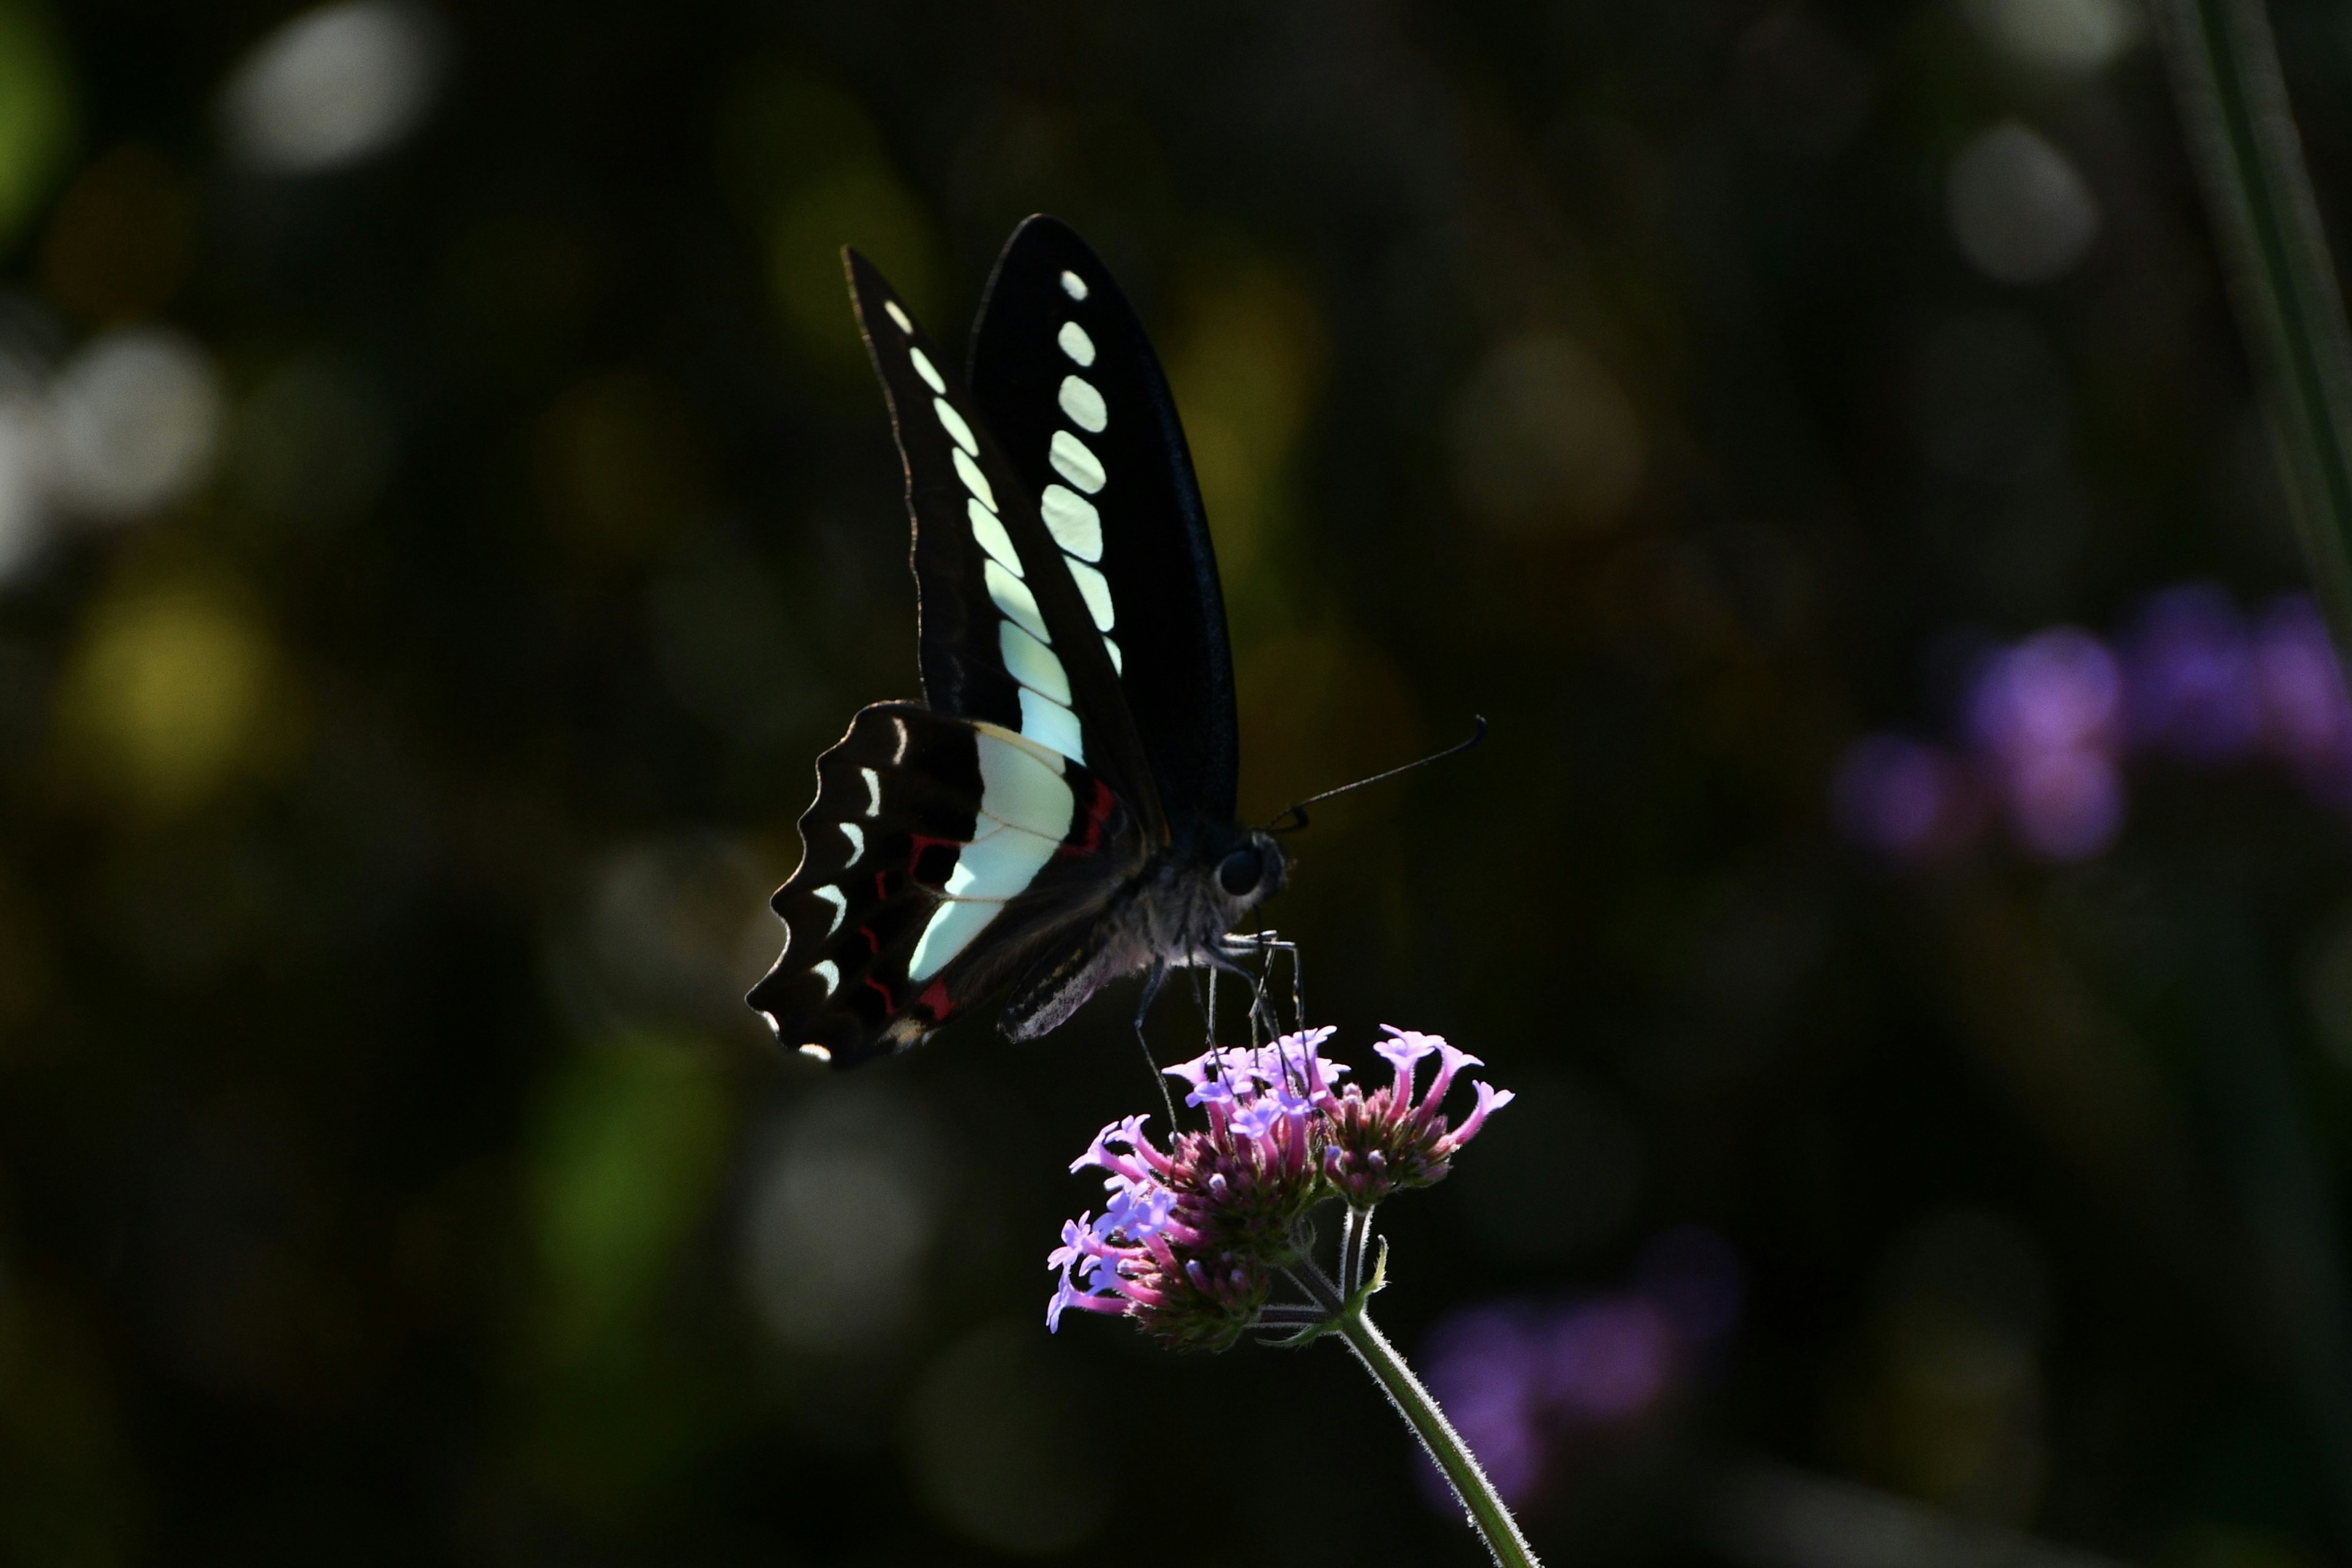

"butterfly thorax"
[1001,826,1286,1040]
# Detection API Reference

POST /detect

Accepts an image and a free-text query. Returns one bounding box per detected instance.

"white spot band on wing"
[982,559,1050,643]
[859,767,882,817]
[971,725,1074,834]
[799,1042,832,1062]
[932,397,979,456]
[1058,375,1107,433]
[1102,635,1123,675]
[1066,558,1115,631]
[907,727,1075,982]
[909,899,995,982]
[813,959,840,997]
[839,821,865,865]
[1049,431,1105,493]
[1039,484,1101,560]
[883,300,913,333]
[1057,320,1096,367]
[812,883,848,936]
[945,819,1061,901]
[1017,688,1086,762]
[1060,270,1088,301]
[952,448,995,512]
[968,498,1022,576]
[999,620,1070,703]
[908,345,947,394]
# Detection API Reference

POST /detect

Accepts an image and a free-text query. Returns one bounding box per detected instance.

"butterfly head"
[1208,829,1287,919]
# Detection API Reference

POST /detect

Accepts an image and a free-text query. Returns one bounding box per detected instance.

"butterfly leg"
[1133,960,1181,1133]
[1217,930,1300,1042]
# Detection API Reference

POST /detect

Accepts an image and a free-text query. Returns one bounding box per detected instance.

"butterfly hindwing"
[845,251,1167,839]
[968,216,1241,826]
[748,702,1150,1066]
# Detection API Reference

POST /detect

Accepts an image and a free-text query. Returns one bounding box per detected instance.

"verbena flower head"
[1322,1027,1513,1207]
[1049,1025,1513,1349]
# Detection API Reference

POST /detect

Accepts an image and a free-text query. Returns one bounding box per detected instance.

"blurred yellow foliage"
[0,0,72,260]
[1165,257,1324,597]
[1235,629,1423,832]
[0,1279,141,1567]
[1451,332,1645,536]
[529,1035,731,1369]
[521,1035,734,1509]
[717,58,942,371]
[54,575,287,818]
[532,370,709,565]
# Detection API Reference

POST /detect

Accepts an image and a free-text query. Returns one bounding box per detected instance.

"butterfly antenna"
[1262,715,1489,834]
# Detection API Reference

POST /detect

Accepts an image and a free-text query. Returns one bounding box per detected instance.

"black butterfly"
[747,217,1286,1068]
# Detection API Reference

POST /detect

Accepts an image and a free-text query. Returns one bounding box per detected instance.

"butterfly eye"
[1217,846,1264,897]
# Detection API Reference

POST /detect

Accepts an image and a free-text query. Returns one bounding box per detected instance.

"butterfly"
[747,216,1287,1068]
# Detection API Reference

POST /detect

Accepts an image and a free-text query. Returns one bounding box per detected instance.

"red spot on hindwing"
[917,978,954,1020]
[1060,778,1117,857]
[907,834,960,889]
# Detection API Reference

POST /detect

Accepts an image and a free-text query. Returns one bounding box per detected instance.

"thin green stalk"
[1333,1306,1543,1568]
[2150,0,2352,646]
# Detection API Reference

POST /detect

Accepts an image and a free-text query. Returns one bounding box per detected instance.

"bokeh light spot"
[218,0,444,176]
[45,326,224,521]
[741,1087,937,1358]
[1947,122,2100,286]
[901,1321,1108,1555]
[56,576,282,816]
[1964,0,2142,75]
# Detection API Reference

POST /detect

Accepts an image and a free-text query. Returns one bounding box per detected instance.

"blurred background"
[4,0,2352,1562]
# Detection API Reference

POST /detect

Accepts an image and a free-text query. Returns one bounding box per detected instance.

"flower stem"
[1332,1305,1543,1568]
[2149,0,2352,645]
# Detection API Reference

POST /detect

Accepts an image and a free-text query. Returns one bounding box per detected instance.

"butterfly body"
[748,217,1282,1068]
[1000,822,1286,1041]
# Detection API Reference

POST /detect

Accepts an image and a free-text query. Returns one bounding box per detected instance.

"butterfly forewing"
[845,251,1166,839]
[968,217,1241,827]
[748,702,1149,1066]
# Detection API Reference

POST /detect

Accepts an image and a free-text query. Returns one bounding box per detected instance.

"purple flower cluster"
[1049,1026,1513,1351]
[1835,586,2352,864]
[1417,1227,1744,1507]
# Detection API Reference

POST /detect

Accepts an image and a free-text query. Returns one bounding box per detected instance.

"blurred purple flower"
[1968,627,2120,757]
[1966,628,2125,861]
[1420,1306,1551,1507]
[2120,583,2258,764]
[1831,734,1981,862]
[1833,586,2352,866]
[2000,745,2124,860]
[1415,1227,1746,1515]
[2254,595,2352,807]
[1546,1297,1675,1419]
